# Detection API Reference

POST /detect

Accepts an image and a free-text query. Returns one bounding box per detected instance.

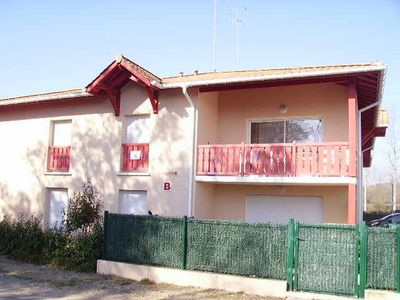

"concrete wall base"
[365,289,400,300]
[97,260,400,299]
[97,259,287,298]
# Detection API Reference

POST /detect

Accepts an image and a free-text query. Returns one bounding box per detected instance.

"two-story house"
[0,55,387,226]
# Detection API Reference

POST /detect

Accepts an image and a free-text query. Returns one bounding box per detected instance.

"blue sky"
[1,0,399,179]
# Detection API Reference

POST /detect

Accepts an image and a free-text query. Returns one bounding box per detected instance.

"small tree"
[386,112,400,212]
[65,181,103,234]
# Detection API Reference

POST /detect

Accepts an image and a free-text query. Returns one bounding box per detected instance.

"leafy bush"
[56,223,103,272]
[0,181,104,272]
[65,181,103,233]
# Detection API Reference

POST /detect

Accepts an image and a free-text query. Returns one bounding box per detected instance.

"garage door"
[246,195,323,224]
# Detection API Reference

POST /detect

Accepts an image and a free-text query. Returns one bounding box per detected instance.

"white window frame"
[49,119,72,147]
[118,190,148,215]
[123,114,153,144]
[247,117,324,144]
[45,187,68,228]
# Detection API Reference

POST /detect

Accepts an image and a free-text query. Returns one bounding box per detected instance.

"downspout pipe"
[357,100,381,223]
[181,85,197,218]
[151,80,197,218]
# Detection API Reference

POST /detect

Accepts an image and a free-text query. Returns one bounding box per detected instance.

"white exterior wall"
[0,82,193,222]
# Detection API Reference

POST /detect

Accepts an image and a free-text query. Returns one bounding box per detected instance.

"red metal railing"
[48,146,71,172]
[197,142,350,177]
[121,143,150,172]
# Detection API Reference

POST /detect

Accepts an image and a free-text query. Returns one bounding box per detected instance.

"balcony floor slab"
[196,175,356,185]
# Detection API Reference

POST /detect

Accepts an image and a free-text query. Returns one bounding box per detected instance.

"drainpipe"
[357,100,381,223]
[151,80,197,218]
[181,85,197,218]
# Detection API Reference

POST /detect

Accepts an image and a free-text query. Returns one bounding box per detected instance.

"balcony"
[47,146,71,172]
[196,142,350,179]
[121,143,149,172]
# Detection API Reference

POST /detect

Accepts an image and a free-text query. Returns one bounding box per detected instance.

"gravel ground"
[0,256,283,300]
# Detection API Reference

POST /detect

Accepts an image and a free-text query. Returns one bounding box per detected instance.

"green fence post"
[358,222,367,298]
[397,226,400,293]
[181,216,188,270]
[293,221,299,291]
[286,219,295,291]
[103,210,108,260]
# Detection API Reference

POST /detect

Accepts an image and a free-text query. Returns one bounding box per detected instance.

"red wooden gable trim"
[119,59,153,87]
[105,89,121,116]
[86,57,160,115]
[145,87,159,114]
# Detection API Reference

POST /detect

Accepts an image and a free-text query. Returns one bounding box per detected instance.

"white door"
[125,116,151,143]
[120,190,148,215]
[47,189,68,228]
[246,195,323,224]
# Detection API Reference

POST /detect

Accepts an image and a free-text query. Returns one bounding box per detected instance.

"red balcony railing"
[121,143,149,172]
[48,146,71,172]
[197,142,350,177]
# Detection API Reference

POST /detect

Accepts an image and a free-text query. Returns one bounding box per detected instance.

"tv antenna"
[230,6,247,69]
[212,0,217,71]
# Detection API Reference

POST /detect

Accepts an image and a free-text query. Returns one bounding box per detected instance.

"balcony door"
[250,119,322,144]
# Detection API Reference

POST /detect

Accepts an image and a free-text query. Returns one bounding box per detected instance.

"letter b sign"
[163,182,171,191]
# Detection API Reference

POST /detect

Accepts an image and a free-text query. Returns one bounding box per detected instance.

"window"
[125,115,151,143]
[250,119,322,144]
[119,190,148,215]
[46,188,68,228]
[121,115,151,172]
[52,120,72,146]
[48,120,72,172]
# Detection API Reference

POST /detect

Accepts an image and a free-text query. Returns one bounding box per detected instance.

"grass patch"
[51,280,78,288]
[140,277,154,285]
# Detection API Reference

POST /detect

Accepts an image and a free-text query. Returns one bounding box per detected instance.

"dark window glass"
[250,119,322,144]
[251,121,284,144]
[286,119,322,143]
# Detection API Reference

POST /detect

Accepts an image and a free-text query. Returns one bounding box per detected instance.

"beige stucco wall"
[211,83,348,144]
[0,82,193,221]
[194,183,348,224]
[197,91,219,145]
[0,81,351,224]
[194,83,349,224]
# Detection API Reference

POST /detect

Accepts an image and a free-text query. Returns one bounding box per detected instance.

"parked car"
[368,213,400,227]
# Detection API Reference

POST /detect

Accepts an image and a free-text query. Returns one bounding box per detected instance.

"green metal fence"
[294,223,359,296]
[186,219,287,279]
[103,212,400,298]
[104,212,183,268]
[367,227,398,290]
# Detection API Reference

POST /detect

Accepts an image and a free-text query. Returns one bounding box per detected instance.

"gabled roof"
[86,55,161,115]
[0,56,387,167]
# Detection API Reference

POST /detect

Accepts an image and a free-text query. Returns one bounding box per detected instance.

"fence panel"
[186,219,287,279]
[104,213,183,269]
[367,227,397,290]
[295,224,358,296]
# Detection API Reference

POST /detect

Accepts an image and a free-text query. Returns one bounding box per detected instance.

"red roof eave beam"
[199,75,354,93]
[362,126,387,148]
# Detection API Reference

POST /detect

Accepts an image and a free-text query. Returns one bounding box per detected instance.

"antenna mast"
[230,6,246,69]
[213,0,217,71]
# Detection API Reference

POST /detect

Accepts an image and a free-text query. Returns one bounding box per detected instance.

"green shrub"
[0,181,104,272]
[56,223,103,272]
[65,181,103,234]
[0,216,49,263]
